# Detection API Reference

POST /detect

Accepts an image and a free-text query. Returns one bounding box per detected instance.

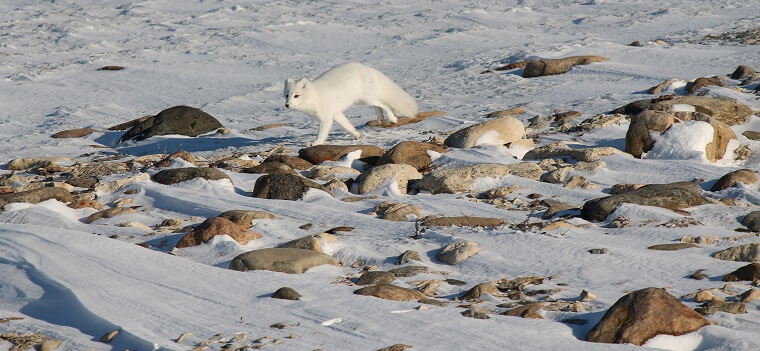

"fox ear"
[298,78,309,87]
[285,78,294,86]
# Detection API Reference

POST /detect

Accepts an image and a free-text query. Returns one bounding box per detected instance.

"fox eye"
[294,94,300,98]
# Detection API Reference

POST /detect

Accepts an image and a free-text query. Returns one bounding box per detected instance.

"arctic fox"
[284,62,418,146]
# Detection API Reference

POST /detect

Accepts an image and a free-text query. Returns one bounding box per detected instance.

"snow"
[1,0,760,350]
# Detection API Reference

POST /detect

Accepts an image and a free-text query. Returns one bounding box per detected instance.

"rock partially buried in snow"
[175,217,262,248]
[711,169,758,192]
[613,95,753,126]
[218,210,276,228]
[356,271,396,285]
[712,243,760,262]
[581,181,710,222]
[522,55,608,78]
[723,263,760,282]
[298,144,384,165]
[647,243,700,251]
[436,241,480,265]
[461,283,500,301]
[741,211,760,231]
[625,110,676,158]
[85,207,137,224]
[6,156,71,171]
[306,165,360,180]
[397,250,422,264]
[119,106,223,142]
[419,163,541,194]
[356,163,421,194]
[0,187,74,209]
[272,287,301,300]
[586,287,710,346]
[51,127,97,138]
[523,145,628,162]
[376,141,446,171]
[153,167,230,185]
[278,234,328,253]
[731,65,756,79]
[229,248,339,274]
[353,284,426,301]
[501,303,544,319]
[421,216,505,228]
[685,76,723,94]
[263,154,314,170]
[252,174,330,200]
[444,116,526,148]
[372,201,423,221]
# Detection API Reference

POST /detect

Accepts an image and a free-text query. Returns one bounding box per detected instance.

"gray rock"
[612,96,753,127]
[272,287,301,300]
[306,165,360,180]
[120,106,223,142]
[421,216,505,228]
[420,163,541,194]
[524,145,627,162]
[741,211,760,231]
[589,248,609,254]
[712,243,760,262]
[356,163,421,194]
[581,181,710,222]
[388,266,429,277]
[353,284,426,301]
[462,308,492,319]
[229,248,339,274]
[0,187,73,209]
[397,250,422,264]
[356,271,396,285]
[153,167,230,185]
[647,243,700,251]
[252,174,330,200]
[436,241,480,265]
[695,300,746,315]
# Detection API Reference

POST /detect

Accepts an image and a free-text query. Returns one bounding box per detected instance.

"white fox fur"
[284,62,418,146]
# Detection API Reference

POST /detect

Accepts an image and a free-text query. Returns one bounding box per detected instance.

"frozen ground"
[1,0,760,350]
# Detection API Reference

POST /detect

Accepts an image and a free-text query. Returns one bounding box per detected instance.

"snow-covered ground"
[1,0,760,350]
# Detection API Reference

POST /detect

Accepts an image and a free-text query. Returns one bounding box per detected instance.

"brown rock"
[0,187,73,209]
[486,107,525,118]
[353,284,426,301]
[461,283,500,301]
[272,287,301,300]
[251,123,288,131]
[365,111,443,128]
[356,271,397,285]
[586,287,710,346]
[522,56,608,78]
[713,243,760,262]
[376,344,412,351]
[731,65,756,79]
[421,216,505,228]
[242,162,296,175]
[711,169,758,191]
[739,288,760,303]
[51,127,97,138]
[263,155,313,170]
[648,78,683,94]
[647,243,700,251]
[298,145,384,165]
[695,300,746,315]
[252,173,330,201]
[376,141,446,171]
[373,201,423,221]
[278,235,324,253]
[685,76,723,94]
[613,95,753,126]
[229,248,339,274]
[723,263,760,282]
[155,151,197,168]
[625,110,676,158]
[175,217,261,248]
[152,167,230,185]
[502,303,544,319]
[85,207,136,224]
[217,210,276,228]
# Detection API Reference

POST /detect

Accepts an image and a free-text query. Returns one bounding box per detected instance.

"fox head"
[284,78,312,111]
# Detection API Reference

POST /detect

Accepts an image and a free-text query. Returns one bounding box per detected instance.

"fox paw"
[354,133,364,140]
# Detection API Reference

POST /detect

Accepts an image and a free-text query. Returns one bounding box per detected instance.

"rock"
[689,269,708,280]
[522,55,608,78]
[39,339,62,351]
[564,175,596,189]
[372,201,423,221]
[731,65,756,79]
[681,235,720,244]
[419,163,541,194]
[570,114,624,132]
[685,76,723,94]
[675,111,737,162]
[541,200,578,219]
[356,271,396,285]
[444,117,526,148]
[742,73,760,85]
[176,217,261,248]
[356,164,421,194]
[152,167,230,185]
[229,248,339,274]
[116,221,152,230]
[263,155,313,170]
[419,298,448,307]
[0,187,74,210]
[589,248,609,254]
[353,284,426,301]
[436,241,480,265]
[366,110,443,128]
[712,243,760,262]
[154,150,197,168]
[502,303,544,319]
[6,156,71,171]
[694,289,718,303]
[695,300,746,315]
[581,181,710,222]
[421,216,505,228]
[376,344,413,351]
[298,144,384,165]
[324,178,350,195]
[549,111,581,125]
[612,95,753,126]
[648,78,684,94]
[242,162,296,175]
[218,210,276,228]
[744,130,760,140]
[461,283,500,301]
[739,288,760,303]
[51,127,97,138]
[376,141,446,171]
[712,169,758,192]
[629,40,642,46]
[647,243,700,251]
[100,329,120,343]
[741,211,760,231]
[388,266,429,278]
[478,185,521,199]
[462,308,492,319]
[252,174,330,200]
[625,110,677,158]
[397,250,422,265]
[94,173,150,193]
[278,235,324,253]
[524,145,626,162]
[119,106,223,142]
[610,183,645,194]
[306,165,360,180]
[580,290,597,302]
[723,263,760,282]
[272,287,301,300]
[541,221,578,231]
[586,288,710,346]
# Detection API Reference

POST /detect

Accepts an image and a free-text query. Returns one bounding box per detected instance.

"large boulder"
[252,174,330,200]
[625,110,677,158]
[176,217,262,248]
[741,211,760,231]
[522,55,608,78]
[723,263,760,282]
[436,241,480,265]
[152,167,230,185]
[376,141,446,171]
[353,284,426,301]
[120,106,223,142]
[298,145,384,165]
[444,117,526,148]
[711,169,758,192]
[419,163,542,194]
[355,164,421,194]
[0,187,73,209]
[581,181,710,222]
[586,288,710,346]
[229,248,339,274]
[712,243,760,262]
[612,96,753,126]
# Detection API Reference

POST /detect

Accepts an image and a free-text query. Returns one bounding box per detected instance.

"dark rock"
[242,162,296,175]
[522,56,608,78]
[152,167,230,185]
[229,248,339,274]
[272,287,301,300]
[612,95,753,126]
[263,155,313,170]
[581,181,710,222]
[376,141,446,171]
[119,106,223,142]
[388,266,428,277]
[694,300,746,315]
[589,248,609,254]
[356,271,396,285]
[586,287,710,345]
[397,250,422,265]
[685,76,723,94]
[689,269,708,280]
[461,283,499,301]
[741,212,760,231]
[0,187,73,209]
[628,41,642,47]
[712,169,758,192]
[175,217,261,248]
[155,151,197,168]
[501,303,544,319]
[723,263,760,282]
[217,210,276,228]
[647,243,700,251]
[444,279,467,286]
[731,65,756,79]
[625,110,676,158]
[353,284,426,301]
[51,127,97,138]
[298,144,384,165]
[462,308,492,319]
[252,174,330,200]
[742,130,760,140]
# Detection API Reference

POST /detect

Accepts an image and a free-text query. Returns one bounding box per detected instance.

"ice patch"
[671,104,695,112]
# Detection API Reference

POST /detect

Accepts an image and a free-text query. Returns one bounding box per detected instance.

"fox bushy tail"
[385,83,419,118]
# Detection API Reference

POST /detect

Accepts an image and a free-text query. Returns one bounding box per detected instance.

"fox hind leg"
[375,104,398,123]
[374,106,385,121]
[333,113,363,140]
